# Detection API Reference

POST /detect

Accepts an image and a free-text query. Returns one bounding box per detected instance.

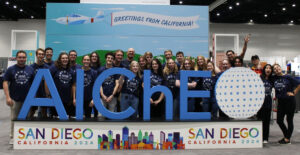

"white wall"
[0,20,45,57]
[0,20,300,60]
[210,23,300,61]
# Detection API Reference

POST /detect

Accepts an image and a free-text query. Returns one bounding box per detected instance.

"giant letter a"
[18,69,68,120]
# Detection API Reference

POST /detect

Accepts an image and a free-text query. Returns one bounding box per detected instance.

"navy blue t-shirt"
[164,72,178,97]
[30,63,49,97]
[83,69,98,102]
[150,71,164,100]
[3,64,34,102]
[176,71,196,90]
[49,65,75,103]
[202,75,218,97]
[121,75,142,97]
[274,75,300,99]
[44,61,54,67]
[261,77,273,96]
[98,66,119,97]
[121,59,132,69]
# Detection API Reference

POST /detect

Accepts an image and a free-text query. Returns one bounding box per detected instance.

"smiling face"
[36,50,45,63]
[82,55,91,68]
[127,48,135,59]
[138,57,146,68]
[45,49,53,60]
[115,51,124,62]
[226,51,235,61]
[234,58,242,67]
[61,54,69,67]
[222,60,231,71]
[176,53,184,64]
[130,61,140,74]
[207,62,214,71]
[184,59,192,70]
[197,56,205,66]
[167,59,175,70]
[152,60,159,71]
[274,64,282,76]
[16,52,27,66]
[91,53,98,63]
[69,51,77,62]
[164,51,172,60]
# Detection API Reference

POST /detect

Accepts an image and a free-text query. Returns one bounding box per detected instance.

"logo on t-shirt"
[14,70,30,85]
[84,73,92,87]
[58,70,72,84]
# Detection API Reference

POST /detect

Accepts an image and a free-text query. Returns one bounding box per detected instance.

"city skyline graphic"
[97,126,185,150]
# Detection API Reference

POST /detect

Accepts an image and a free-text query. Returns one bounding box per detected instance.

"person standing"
[3,50,35,144]
[273,64,300,144]
[29,48,49,118]
[202,61,218,119]
[80,55,98,119]
[69,50,82,70]
[49,52,76,118]
[163,59,179,118]
[99,52,119,113]
[149,59,165,119]
[90,52,101,70]
[257,64,273,143]
[119,61,142,119]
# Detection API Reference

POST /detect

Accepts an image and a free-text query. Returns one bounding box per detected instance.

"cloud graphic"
[152,40,159,43]
[103,45,111,47]
[118,36,129,39]
[53,41,63,44]
[91,8,124,11]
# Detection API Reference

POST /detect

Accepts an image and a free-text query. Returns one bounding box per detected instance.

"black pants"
[84,100,98,118]
[276,97,296,139]
[257,95,272,141]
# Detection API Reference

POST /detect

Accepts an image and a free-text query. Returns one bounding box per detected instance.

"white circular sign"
[215,67,265,118]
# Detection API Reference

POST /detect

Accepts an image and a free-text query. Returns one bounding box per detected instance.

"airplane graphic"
[54,11,105,25]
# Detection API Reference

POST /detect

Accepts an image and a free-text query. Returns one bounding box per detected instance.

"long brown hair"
[55,52,70,69]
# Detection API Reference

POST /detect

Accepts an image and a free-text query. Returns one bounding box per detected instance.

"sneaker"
[9,139,13,145]
[263,140,268,144]
[278,138,291,144]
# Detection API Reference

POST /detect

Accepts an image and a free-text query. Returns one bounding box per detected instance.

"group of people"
[3,34,300,145]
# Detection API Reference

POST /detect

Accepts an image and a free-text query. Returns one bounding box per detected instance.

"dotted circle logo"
[215,67,265,118]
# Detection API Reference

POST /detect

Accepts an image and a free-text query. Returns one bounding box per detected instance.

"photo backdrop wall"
[45,3,209,62]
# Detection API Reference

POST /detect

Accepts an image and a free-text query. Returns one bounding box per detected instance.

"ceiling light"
[13,5,17,9]
[5,1,9,5]
[31,16,34,19]
[292,4,296,7]
[217,13,220,16]
[290,20,294,23]
[179,1,183,4]
[250,19,253,22]
[236,2,240,6]
[229,6,233,10]
[20,9,23,12]
[282,7,286,11]
[264,14,268,17]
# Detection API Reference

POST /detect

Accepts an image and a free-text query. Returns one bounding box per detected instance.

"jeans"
[120,93,139,119]
[202,97,218,119]
[101,97,117,112]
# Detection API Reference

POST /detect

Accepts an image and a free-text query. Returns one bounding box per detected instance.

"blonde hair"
[195,55,207,71]
[163,59,178,76]
[207,61,216,76]
[129,61,142,78]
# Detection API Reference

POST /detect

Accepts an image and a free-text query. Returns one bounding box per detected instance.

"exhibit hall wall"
[1,19,300,60]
